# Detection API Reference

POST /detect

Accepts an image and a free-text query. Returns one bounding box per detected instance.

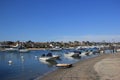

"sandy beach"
[36,52,120,80]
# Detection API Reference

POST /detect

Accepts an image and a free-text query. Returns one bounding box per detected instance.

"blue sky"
[0,0,120,42]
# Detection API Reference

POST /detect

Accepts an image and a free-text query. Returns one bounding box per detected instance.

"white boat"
[64,52,79,57]
[5,48,18,52]
[4,43,19,52]
[49,48,62,51]
[19,49,30,53]
[39,60,57,66]
[39,57,55,61]
[12,43,19,48]
[39,52,60,61]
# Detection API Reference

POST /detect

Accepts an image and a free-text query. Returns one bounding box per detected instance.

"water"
[0,49,113,80]
[0,50,52,80]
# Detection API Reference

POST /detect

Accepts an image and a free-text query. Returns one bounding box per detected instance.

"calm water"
[0,49,113,80]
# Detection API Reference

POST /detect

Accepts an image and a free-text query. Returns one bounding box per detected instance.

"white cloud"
[54,35,120,42]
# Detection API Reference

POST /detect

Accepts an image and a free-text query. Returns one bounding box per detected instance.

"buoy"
[8,60,12,64]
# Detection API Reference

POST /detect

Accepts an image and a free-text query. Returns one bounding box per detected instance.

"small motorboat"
[39,52,61,61]
[56,63,72,68]
[64,52,79,57]
[39,57,55,61]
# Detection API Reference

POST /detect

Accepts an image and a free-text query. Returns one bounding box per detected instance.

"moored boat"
[39,57,55,61]
[4,43,19,52]
[39,53,57,61]
[64,52,79,57]
[49,48,62,51]
[19,49,30,53]
[5,48,18,52]
[56,63,72,68]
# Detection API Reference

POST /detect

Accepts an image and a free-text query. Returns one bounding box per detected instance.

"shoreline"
[36,52,120,80]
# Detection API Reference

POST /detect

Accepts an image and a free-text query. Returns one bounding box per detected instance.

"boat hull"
[64,52,79,57]
[5,48,18,52]
[39,57,55,61]
[56,64,72,68]
[19,49,30,53]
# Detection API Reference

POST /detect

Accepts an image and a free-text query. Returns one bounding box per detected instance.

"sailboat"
[19,48,30,53]
[5,43,19,52]
[18,43,30,53]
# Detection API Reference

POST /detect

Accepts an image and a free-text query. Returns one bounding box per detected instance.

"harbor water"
[0,49,113,80]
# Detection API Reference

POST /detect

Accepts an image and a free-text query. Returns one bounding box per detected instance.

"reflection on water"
[39,60,57,67]
[0,50,57,80]
[0,49,113,80]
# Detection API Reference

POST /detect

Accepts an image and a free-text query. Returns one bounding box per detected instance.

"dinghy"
[56,63,72,68]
